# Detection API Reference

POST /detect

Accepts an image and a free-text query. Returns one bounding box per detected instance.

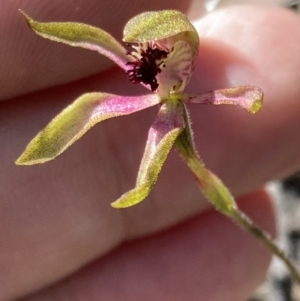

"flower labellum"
[123,10,199,99]
[126,45,169,92]
[16,9,300,283]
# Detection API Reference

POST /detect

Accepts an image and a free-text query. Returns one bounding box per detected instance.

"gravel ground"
[249,173,300,301]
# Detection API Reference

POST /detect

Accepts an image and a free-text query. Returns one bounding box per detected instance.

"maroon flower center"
[126,45,169,92]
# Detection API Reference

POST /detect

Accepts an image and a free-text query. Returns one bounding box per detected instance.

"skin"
[0,1,300,300]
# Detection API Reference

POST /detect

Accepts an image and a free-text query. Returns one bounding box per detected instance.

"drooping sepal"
[20,10,128,70]
[111,101,185,208]
[16,93,160,165]
[187,86,263,114]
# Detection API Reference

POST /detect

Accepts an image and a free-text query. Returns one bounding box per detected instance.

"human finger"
[0,4,297,301]
[18,190,275,301]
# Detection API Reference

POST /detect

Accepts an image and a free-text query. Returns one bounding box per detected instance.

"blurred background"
[188,0,300,18]
[192,1,300,301]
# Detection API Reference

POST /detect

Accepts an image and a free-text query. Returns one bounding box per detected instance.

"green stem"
[175,103,300,284]
[231,209,300,284]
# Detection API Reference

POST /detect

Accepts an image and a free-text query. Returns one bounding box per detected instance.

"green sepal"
[20,10,128,69]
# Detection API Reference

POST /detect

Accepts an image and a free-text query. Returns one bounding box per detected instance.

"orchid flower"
[16,10,300,283]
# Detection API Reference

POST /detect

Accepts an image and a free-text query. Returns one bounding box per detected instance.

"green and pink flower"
[16,10,263,209]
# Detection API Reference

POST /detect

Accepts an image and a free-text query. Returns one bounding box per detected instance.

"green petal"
[123,10,199,61]
[111,101,185,208]
[16,93,160,165]
[20,10,128,70]
[187,86,263,114]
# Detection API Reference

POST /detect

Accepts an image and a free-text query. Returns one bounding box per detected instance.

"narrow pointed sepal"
[16,93,160,165]
[111,101,185,208]
[20,10,128,70]
[187,86,263,113]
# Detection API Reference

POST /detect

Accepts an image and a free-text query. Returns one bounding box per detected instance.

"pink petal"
[111,101,185,208]
[16,93,160,165]
[187,86,263,113]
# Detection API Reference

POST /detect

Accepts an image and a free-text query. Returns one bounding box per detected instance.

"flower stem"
[230,208,300,284]
[175,103,300,284]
